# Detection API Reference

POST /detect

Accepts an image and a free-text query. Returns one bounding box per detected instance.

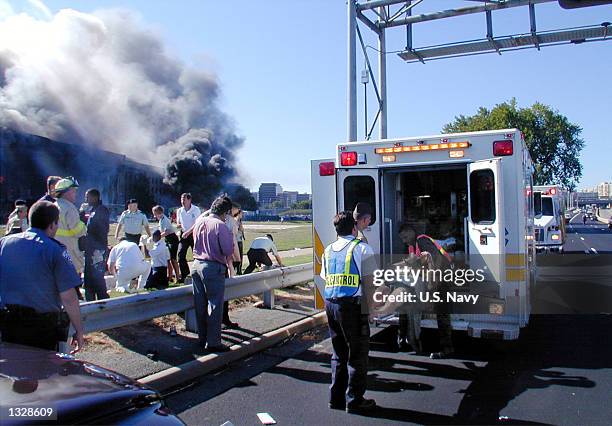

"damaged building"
[0,128,176,219]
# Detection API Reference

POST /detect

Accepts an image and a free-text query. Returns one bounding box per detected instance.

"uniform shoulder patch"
[62,249,74,264]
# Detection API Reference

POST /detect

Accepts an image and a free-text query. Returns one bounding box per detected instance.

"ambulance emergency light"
[374,141,471,154]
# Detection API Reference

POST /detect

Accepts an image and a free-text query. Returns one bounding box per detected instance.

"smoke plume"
[0,6,246,203]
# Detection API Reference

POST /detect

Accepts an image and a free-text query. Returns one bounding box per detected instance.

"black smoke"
[0,7,252,205]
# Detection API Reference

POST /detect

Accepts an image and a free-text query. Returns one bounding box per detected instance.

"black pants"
[243,248,272,274]
[178,234,194,281]
[0,308,69,352]
[146,266,169,290]
[325,299,370,406]
[125,233,141,244]
[84,250,109,302]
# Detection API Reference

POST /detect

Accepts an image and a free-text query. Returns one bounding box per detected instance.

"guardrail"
[79,263,314,334]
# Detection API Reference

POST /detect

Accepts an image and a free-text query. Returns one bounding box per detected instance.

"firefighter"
[53,177,87,275]
[320,211,377,414]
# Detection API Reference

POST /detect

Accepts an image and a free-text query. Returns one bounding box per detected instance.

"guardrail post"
[184,308,198,333]
[263,290,275,309]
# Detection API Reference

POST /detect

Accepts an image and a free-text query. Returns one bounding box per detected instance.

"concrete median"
[138,311,327,392]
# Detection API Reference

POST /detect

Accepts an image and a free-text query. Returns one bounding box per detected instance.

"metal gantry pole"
[378,6,387,139]
[348,0,358,142]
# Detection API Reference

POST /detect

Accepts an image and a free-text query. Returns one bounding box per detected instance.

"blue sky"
[8,0,612,192]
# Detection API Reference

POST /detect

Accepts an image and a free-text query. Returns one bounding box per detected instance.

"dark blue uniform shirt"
[0,228,81,313]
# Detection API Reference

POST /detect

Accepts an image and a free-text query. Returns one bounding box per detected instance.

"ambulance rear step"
[373,315,520,340]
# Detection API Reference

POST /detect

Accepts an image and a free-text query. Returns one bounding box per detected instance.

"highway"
[166,217,612,425]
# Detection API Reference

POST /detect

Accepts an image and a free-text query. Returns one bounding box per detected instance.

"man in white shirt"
[176,193,201,283]
[145,230,171,290]
[107,237,151,293]
[243,234,284,274]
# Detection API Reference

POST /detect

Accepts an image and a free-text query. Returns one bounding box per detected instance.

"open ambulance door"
[311,159,338,310]
[467,159,504,284]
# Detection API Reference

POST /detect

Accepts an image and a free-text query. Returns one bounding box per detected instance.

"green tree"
[442,99,584,190]
[292,200,312,210]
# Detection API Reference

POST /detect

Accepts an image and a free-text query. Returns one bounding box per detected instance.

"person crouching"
[145,230,170,290]
[107,237,151,293]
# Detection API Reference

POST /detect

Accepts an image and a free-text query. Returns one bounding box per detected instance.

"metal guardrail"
[79,263,314,334]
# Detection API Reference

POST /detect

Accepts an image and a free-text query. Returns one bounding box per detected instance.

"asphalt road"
[166,220,612,425]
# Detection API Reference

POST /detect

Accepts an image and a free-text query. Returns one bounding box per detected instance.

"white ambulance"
[312,129,536,340]
[533,185,567,252]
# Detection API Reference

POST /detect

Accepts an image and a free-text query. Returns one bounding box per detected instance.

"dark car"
[0,342,184,425]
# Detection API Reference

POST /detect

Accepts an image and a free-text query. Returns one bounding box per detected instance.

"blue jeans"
[84,249,109,301]
[192,260,226,347]
[325,299,370,406]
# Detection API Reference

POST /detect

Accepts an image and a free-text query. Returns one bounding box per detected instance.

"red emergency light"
[319,162,335,176]
[340,151,358,166]
[493,140,513,156]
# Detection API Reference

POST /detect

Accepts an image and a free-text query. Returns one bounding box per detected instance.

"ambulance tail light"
[319,162,335,176]
[493,140,513,156]
[340,151,358,166]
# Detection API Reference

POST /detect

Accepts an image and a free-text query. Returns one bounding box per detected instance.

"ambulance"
[312,129,536,340]
[533,185,567,252]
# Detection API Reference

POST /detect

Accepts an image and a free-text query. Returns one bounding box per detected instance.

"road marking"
[580,237,585,241]
[591,248,598,254]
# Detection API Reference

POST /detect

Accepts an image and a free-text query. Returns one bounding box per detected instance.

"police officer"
[0,201,85,353]
[115,198,151,244]
[320,211,377,414]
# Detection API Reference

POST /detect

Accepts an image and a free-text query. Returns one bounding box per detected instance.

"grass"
[108,220,312,254]
[243,221,313,252]
[279,254,312,267]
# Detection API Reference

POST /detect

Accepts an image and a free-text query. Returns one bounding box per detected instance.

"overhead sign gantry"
[348,0,612,142]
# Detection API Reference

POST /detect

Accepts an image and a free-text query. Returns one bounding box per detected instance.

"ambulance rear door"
[467,158,505,284]
[311,159,338,309]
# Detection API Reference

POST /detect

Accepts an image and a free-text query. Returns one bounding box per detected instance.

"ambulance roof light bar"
[374,141,470,154]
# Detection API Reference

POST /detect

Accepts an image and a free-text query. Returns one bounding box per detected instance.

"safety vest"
[408,234,452,263]
[323,238,362,300]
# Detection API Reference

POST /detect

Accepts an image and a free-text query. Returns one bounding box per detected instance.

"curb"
[138,311,327,392]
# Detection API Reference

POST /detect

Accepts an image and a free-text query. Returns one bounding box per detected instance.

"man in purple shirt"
[191,195,235,352]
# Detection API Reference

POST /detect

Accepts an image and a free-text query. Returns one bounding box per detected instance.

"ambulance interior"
[382,166,469,264]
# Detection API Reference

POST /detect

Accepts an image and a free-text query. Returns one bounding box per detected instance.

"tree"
[442,99,584,190]
[292,200,312,210]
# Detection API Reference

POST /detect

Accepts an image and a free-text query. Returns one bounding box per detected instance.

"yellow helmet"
[53,176,79,195]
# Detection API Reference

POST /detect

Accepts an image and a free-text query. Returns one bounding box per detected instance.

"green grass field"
[107,221,313,254]
[242,222,312,252]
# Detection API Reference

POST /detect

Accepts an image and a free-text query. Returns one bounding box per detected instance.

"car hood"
[0,343,162,424]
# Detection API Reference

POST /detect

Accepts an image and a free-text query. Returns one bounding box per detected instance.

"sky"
[2,0,611,193]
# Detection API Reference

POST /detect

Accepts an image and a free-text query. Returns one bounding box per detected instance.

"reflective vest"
[408,234,452,263]
[323,238,362,299]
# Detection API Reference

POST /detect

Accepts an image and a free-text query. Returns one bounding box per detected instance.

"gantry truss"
[348,0,612,141]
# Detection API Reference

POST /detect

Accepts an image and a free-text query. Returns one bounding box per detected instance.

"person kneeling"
[107,237,151,293]
[145,230,170,290]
